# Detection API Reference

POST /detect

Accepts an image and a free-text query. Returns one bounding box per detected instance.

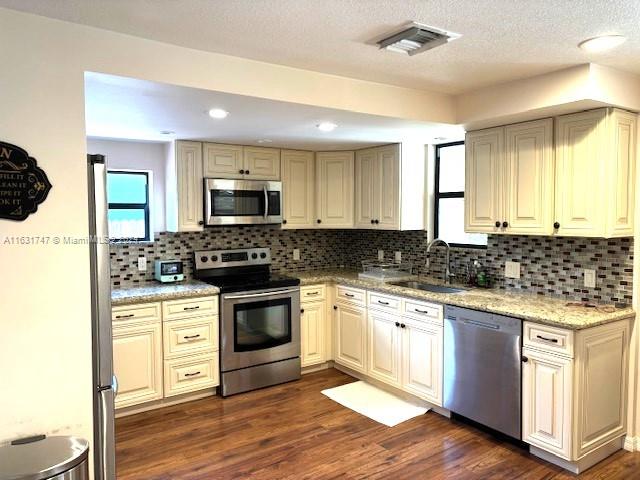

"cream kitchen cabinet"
[203,143,280,180]
[334,290,367,373]
[465,119,553,235]
[315,151,354,228]
[166,140,204,232]
[112,318,163,409]
[281,149,315,228]
[367,310,402,387]
[554,108,636,237]
[300,299,326,367]
[402,318,442,405]
[522,319,630,473]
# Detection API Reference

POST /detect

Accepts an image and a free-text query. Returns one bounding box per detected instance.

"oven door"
[221,287,300,372]
[205,178,282,225]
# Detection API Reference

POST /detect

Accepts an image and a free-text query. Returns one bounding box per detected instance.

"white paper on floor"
[321,380,429,427]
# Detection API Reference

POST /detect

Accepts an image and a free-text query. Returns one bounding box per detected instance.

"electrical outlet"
[293,248,300,261]
[137,256,147,272]
[395,251,402,263]
[378,250,384,261]
[584,269,596,288]
[504,261,520,279]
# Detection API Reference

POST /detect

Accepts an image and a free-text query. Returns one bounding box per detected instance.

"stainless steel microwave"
[204,178,283,226]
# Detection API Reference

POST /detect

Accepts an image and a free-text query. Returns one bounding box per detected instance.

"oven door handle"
[263,185,269,220]
[224,288,299,300]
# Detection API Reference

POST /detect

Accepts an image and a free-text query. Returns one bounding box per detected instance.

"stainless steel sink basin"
[390,280,467,294]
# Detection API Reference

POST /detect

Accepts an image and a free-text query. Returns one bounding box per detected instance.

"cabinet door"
[316,151,354,228]
[354,148,377,228]
[281,150,315,228]
[554,110,607,236]
[465,128,504,233]
[607,109,636,237]
[376,145,400,230]
[301,301,326,367]
[244,147,281,180]
[202,143,244,178]
[334,303,366,373]
[402,322,442,406]
[522,347,573,459]
[176,141,204,232]
[113,322,163,409]
[505,119,554,235]
[367,311,401,387]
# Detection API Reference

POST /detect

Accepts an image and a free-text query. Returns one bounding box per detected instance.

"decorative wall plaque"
[0,141,52,221]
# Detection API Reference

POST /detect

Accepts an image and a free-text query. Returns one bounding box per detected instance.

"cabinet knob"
[502,221,508,228]
[554,222,560,229]
[395,321,400,327]
[333,305,338,310]
[522,356,529,363]
[282,219,287,225]
[495,221,501,228]
[371,219,375,224]
[374,219,379,224]
[300,308,305,314]
[317,219,322,224]
[198,220,204,226]
[245,170,250,174]
[239,169,245,174]
[400,323,406,329]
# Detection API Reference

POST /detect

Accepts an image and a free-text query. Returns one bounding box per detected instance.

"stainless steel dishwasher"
[443,305,522,439]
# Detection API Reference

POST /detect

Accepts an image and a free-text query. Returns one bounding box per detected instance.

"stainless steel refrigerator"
[88,154,117,479]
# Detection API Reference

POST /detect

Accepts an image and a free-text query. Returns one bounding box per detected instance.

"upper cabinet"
[203,143,280,180]
[354,143,426,231]
[166,140,204,232]
[554,109,636,237]
[281,149,315,229]
[315,151,355,228]
[465,108,637,238]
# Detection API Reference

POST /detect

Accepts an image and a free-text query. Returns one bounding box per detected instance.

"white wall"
[87,138,167,233]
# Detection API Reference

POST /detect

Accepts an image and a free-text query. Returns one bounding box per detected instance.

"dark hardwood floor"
[115,369,640,479]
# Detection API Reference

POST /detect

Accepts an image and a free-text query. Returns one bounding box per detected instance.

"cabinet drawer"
[301,284,326,302]
[163,316,218,359]
[164,353,219,397]
[402,299,443,325]
[524,322,574,358]
[368,292,401,314]
[336,285,366,306]
[162,296,218,321]
[112,302,161,325]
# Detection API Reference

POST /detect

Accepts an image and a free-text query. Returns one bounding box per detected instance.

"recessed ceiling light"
[317,122,338,132]
[579,35,626,53]
[208,108,229,119]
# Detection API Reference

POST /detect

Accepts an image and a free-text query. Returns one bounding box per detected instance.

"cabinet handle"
[374,220,379,224]
[300,308,305,314]
[502,221,508,228]
[344,293,355,298]
[400,323,406,328]
[239,169,245,174]
[306,291,319,296]
[115,314,134,319]
[554,222,560,229]
[495,221,501,228]
[395,321,400,327]
[371,219,375,224]
[414,308,430,314]
[282,219,287,225]
[183,306,200,311]
[183,334,201,340]
[184,371,201,377]
[536,335,558,343]
[333,305,338,310]
[198,220,204,226]
[377,300,390,305]
[522,356,529,363]
[317,219,322,224]
[245,170,250,174]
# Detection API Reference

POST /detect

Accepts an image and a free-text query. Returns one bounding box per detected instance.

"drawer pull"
[115,314,134,319]
[183,334,201,340]
[306,291,320,296]
[536,335,558,343]
[414,308,430,314]
[377,300,390,305]
[184,371,201,377]
[344,293,355,298]
[183,306,201,311]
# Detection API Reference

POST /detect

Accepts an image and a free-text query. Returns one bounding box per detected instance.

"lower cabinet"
[301,300,326,367]
[368,311,401,387]
[334,302,367,373]
[164,353,219,397]
[402,319,442,405]
[112,321,163,409]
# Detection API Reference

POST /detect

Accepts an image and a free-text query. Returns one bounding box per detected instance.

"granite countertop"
[288,269,635,330]
[111,280,219,306]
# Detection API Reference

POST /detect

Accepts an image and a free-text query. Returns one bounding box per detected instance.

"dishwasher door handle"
[462,318,501,330]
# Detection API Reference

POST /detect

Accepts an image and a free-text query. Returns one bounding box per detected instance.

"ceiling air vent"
[377,22,460,56]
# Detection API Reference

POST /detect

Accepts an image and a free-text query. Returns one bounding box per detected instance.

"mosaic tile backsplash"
[110,227,633,305]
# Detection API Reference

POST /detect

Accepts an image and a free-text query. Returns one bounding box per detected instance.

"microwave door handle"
[263,185,269,220]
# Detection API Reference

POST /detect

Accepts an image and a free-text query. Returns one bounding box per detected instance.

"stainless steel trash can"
[0,436,89,480]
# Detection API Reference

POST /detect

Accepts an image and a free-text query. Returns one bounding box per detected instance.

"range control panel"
[194,247,271,270]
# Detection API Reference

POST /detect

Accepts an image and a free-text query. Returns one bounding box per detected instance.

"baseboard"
[302,361,333,374]
[624,435,638,452]
[530,436,624,474]
[115,388,217,418]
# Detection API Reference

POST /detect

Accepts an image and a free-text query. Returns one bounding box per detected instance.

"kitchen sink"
[389,280,467,294]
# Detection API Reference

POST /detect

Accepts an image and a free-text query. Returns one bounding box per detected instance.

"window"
[434,142,487,248]
[107,170,151,241]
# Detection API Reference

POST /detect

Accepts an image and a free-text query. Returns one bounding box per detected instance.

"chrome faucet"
[426,238,453,284]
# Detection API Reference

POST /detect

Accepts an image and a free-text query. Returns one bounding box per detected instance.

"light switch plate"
[293,248,300,261]
[505,261,520,279]
[584,269,596,288]
[378,250,384,261]
[395,251,402,263]
[137,256,147,272]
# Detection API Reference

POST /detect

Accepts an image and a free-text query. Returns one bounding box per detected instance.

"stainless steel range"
[194,248,301,396]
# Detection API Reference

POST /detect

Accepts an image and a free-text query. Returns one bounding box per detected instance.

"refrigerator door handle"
[98,387,116,479]
[112,375,118,397]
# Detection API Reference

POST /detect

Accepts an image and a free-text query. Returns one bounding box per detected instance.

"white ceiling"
[85,73,463,149]
[3,1,640,94]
